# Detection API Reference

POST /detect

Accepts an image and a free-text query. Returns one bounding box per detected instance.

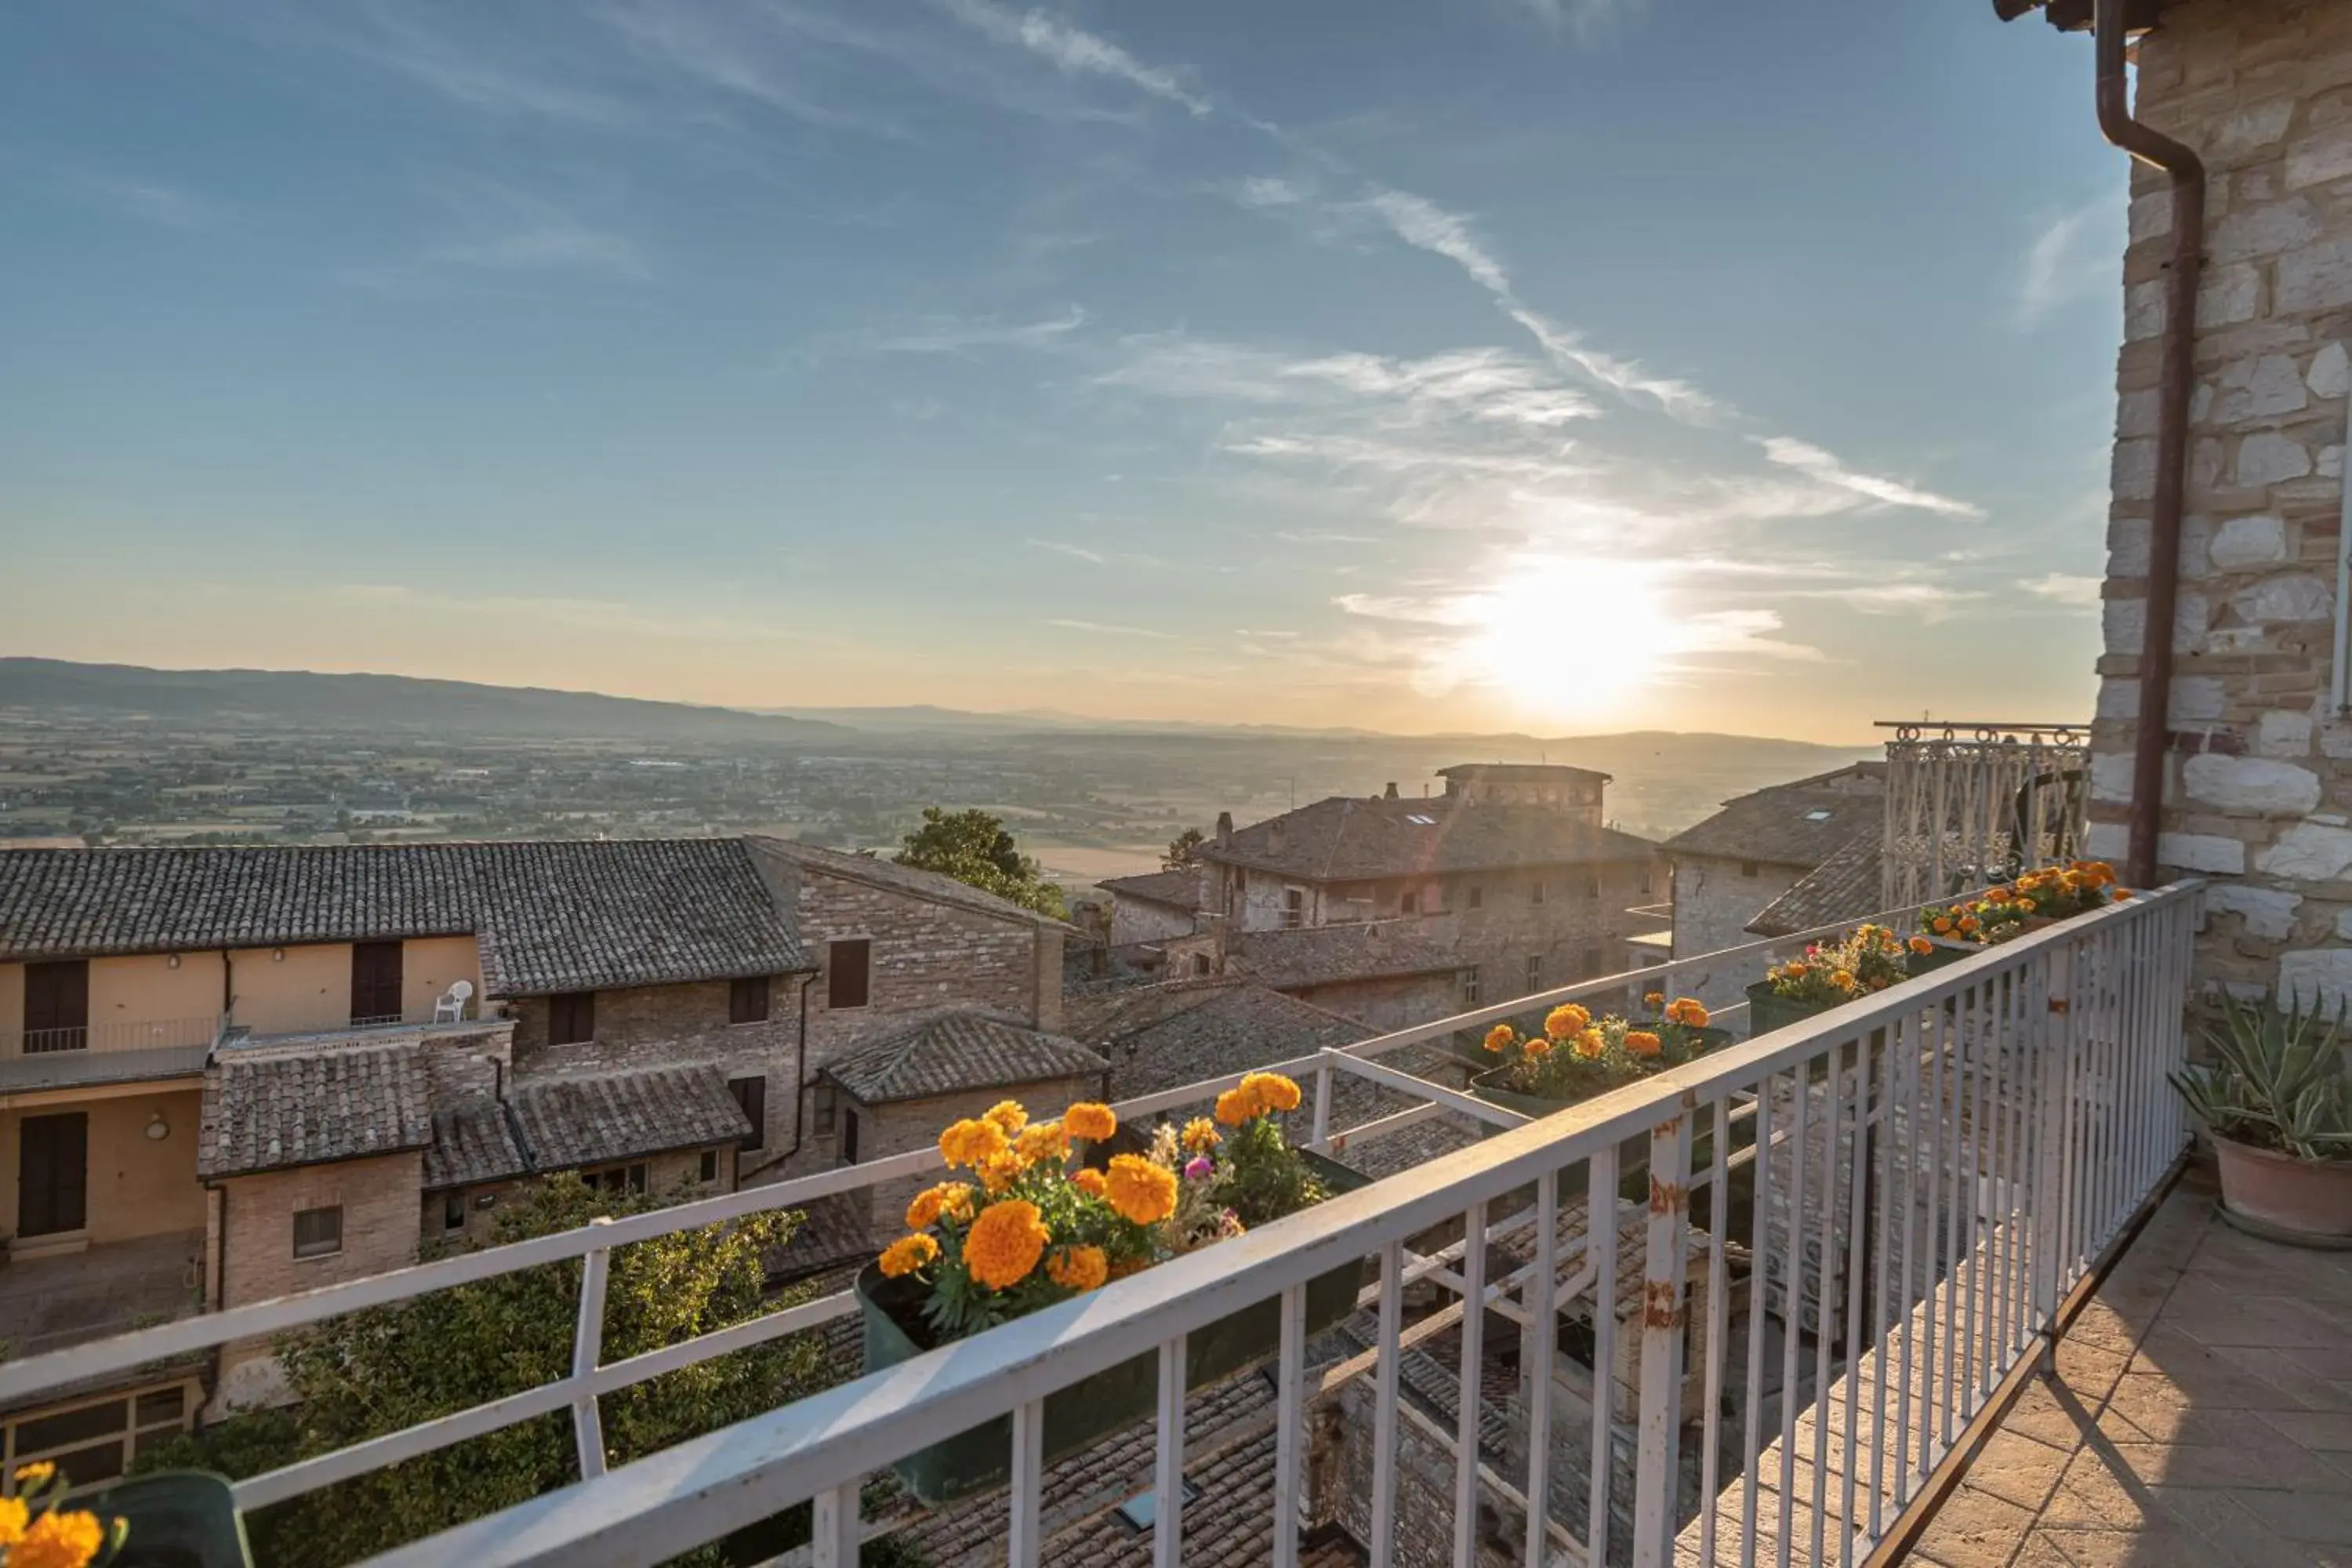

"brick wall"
[508,978,803,1160]
[2089,0,2352,1004]
[837,1075,1102,1239]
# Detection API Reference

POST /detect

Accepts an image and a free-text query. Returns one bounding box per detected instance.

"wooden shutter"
[350,942,405,1023]
[728,1076,766,1152]
[24,961,89,1047]
[548,992,595,1046]
[729,975,770,1025]
[19,1112,89,1236]
[841,1108,861,1165]
[827,941,870,1009]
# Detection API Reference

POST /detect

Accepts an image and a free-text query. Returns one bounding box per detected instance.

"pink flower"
[1184,1156,1214,1181]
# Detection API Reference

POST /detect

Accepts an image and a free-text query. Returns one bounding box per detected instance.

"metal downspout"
[2098,0,2205,887]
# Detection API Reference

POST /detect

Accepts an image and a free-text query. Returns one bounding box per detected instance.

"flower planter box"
[84,1471,254,1568]
[1468,1029,1742,1214]
[1745,981,1840,1038]
[2213,1134,2352,1246]
[857,1150,1370,1505]
[1902,937,1983,976]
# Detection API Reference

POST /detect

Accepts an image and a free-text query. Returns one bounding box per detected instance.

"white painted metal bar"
[1370,1240,1405,1568]
[572,1226,614,1481]
[1589,1143,1620,1568]
[1311,1057,1334,1150]
[1154,1335,1186,1568]
[1523,1173,1559,1568]
[810,1485,858,1568]
[1452,1199,1486,1568]
[1775,1066,1807,1568]
[1699,1090,1730,1568]
[1273,1283,1307,1568]
[1895,1002,1922,1496]
[1631,1106,1693,1568]
[1808,1029,1844,1568]
[1739,1080,1772,1568]
[1008,1398,1044,1568]
[1839,1030,1873,1568]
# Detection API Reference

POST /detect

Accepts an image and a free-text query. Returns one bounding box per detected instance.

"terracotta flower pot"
[2213,1134,2352,1243]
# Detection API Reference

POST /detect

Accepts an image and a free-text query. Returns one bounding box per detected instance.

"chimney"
[1215,811,1233,847]
[1269,819,1287,854]
[1383,782,1399,800]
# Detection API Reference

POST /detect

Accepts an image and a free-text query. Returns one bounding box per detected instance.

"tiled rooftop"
[197,1041,434,1178]
[1196,793,1657,882]
[822,1010,1109,1105]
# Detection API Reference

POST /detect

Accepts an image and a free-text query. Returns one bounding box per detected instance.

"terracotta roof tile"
[1196,796,1657,883]
[508,1063,751,1171]
[1661,764,1884,869]
[823,1011,1108,1105]
[198,1043,434,1178]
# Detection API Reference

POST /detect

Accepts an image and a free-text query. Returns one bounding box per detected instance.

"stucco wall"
[1668,855,1805,1013]
[225,943,353,1035]
[86,955,221,1037]
[1109,896,1196,946]
[2088,0,2352,1006]
[400,936,485,1021]
[0,1088,205,1244]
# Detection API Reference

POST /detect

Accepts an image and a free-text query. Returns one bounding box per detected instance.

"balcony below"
[0,1229,206,1360]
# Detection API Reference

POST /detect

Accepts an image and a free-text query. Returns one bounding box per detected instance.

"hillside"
[0,659,848,745]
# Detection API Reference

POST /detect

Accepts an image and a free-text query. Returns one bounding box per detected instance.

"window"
[1640,868,1654,896]
[1738,860,1760,879]
[2,1381,193,1494]
[1400,888,1420,916]
[1530,881,1545,906]
[584,1163,648,1195]
[442,1192,466,1232]
[1584,946,1607,978]
[1467,885,1483,911]
[1282,887,1305,931]
[1583,876,1602,900]
[1525,955,1543,993]
[22,960,89,1051]
[827,939,871,1009]
[699,1149,720,1184]
[812,1080,837,1138]
[16,1112,87,1237]
[1192,953,1212,977]
[350,940,404,1024]
[841,1108,862,1165]
[728,1076,768,1152]
[547,991,595,1046]
[729,975,771,1025]
[1803,808,1835,822]
[1459,967,1480,1008]
[292,1206,343,1261]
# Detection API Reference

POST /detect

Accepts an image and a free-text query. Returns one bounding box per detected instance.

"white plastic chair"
[434,980,474,1023]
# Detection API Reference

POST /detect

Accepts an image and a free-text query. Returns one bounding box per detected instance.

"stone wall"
[1668,855,1806,1011]
[2089,0,2352,1004]
[1287,970,1468,1031]
[837,1075,1103,1238]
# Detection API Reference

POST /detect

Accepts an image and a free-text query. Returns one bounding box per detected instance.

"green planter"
[857,1150,1370,1506]
[1746,980,1838,1038]
[1904,937,1982,975]
[84,1472,254,1568]
[1467,1028,1742,1212]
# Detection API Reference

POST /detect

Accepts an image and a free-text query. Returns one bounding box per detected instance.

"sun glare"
[1467,560,1675,722]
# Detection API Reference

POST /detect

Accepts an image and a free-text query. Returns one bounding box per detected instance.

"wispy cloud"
[873,307,1087,354]
[2020,572,2103,607]
[1049,617,1174,637]
[1235,176,1303,209]
[935,0,1211,116]
[1363,188,1513,297]
[339,8,626,125]
[1025,537,1106,564]
[601,1,915,138]
[2017,195,2124,327]
[1275,529,1379,546]
[1755,437,1984,519]
[1506,0,1650,38]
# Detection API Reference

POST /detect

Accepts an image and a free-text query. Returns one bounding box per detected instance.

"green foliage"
[143,1175,826,1568]
[2172,992,2352,1163]
[1215,1113,1322,1229]
[1161,826,1205,870]
[895,806,1068,919]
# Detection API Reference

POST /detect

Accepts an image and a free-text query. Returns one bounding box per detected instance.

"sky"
[1,0,2133,743]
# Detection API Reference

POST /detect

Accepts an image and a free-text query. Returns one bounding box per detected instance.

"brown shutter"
[24,961,89,1047]
[827,941,870,1009]
[729,975,770,1025]
[19,1112,89,1236]
[728,1076,767,1152]
[350,942,405,1023]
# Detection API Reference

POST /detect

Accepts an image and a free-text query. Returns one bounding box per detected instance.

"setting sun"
[1465,559,1675,722]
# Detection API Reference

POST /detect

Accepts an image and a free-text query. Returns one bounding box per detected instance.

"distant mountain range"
[0,659,1878,775]
[0,658,850,744]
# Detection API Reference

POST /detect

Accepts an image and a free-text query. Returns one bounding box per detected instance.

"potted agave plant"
[1913,860,2133,968]
[2171,993,2352,1244]
[1749,924,1916,1035]
[856,1080,1367,1503]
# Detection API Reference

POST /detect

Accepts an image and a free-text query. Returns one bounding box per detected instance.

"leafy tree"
[146,1176,842,1568]
[1161,826,1206,871]
[895,806,1068,919]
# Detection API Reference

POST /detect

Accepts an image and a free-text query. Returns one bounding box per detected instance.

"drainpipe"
[2096,0,2205,887]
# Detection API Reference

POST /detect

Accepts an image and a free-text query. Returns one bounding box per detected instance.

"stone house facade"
[2062,0,2352,1007]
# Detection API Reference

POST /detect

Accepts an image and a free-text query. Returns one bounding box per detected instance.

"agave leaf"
[2180,993,2352,1161]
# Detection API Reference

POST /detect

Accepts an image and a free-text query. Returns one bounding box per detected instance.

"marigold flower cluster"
[1104,1154,1179,1225]
[1920,862,2130,948]
[964,1200,1051,1290]
[1766,924,1908,1004]
[880,1232,940,1278]
[1663,997,1709,1029]
[1481,996,1716,1093]
[1179,1116,1221,1152]
[1065,1102,1119,1142]
[1045,1244,1109,1291]
[1214,1071,1302,1125]
[1543,1002,1592,1039]
[2,1461,115,1568]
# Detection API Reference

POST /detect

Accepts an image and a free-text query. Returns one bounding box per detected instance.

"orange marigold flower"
[0,1496,26,1549]
[1523,1034,1553,1059]
[1483,1022,1517,1054]
[1785,961,1809,978]
[880,1233,940,1278]
[982,1100,1029,1135]
[1624,1029,1663,1059]
[1831,969,1857,992]
[1908,935,1933,956]
[1104,1154,1179,1225]
[1015,1120,1071,1165]
[1214,1087,1254,1126]
[2111,887,2132,902]
[1046,1244,1109,1292]
[1573,1027,1606,1060]
[938,1117,1010,1171]
[1072,1167,1109,1197]
[964,1200,1050,1290]
[1664,997,1708,1029]
[1064,1102,1118,1142]
[1544,1002,1591,1040]
[1180,1116,1221,1152]
[1643,990,1665,1009]
[979,1149,1027,1194]
[9,1508,105,1568]
[1240,1071,1302,1112]
[906,1188,946,1229]
[1957,915,1979,935]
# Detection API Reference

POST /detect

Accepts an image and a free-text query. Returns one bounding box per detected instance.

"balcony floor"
[1911,1168,2352,1567]
[0,1229,205,1360]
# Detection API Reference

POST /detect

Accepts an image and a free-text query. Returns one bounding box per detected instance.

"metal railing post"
[571,1218,614,1480]
[2031,946,2071,1337]
[1632,1106,1694,1567]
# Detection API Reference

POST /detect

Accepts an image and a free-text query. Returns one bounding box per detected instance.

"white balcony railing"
[0,1014,223,1057]
[0,884,2201,1568]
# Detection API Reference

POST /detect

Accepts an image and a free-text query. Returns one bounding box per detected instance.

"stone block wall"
[834,1075,1103,1239]
[1670,855,1806,1011]
[2090,0,2352,1004]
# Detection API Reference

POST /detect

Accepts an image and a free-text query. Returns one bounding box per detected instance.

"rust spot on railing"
[1649,1178,1686,1215]
[2048,999,2071,1015]
[1642,1280,1685,1329]
[1653,1113,1683,1137]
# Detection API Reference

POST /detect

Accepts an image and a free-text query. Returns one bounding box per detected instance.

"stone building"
[1095,867,1203,946]
[1120,765,1661,1026]
[1660,763,1885,1009]
[744,837,1077,1174]
[1999,0,2352,1007]
[1162,920,1472,1030]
